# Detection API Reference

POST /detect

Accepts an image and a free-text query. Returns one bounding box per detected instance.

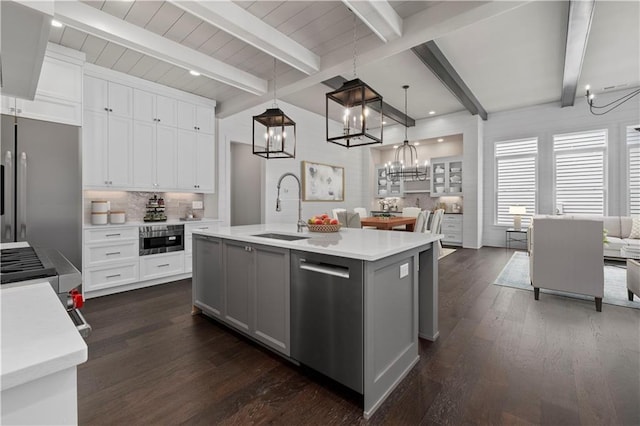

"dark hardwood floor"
[78,247,640,425]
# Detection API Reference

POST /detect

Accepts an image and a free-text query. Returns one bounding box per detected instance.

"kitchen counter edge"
[192,224,442,261]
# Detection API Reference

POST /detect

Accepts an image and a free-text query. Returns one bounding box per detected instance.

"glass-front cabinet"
[431,155,463,197]
[376,166,403,197]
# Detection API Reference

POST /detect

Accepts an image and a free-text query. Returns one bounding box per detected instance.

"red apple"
[329,218,338,225]
[321,213,329,219]
[314,219,323,225]
[323,218,331,225]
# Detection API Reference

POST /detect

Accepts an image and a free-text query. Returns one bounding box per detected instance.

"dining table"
[360,216,416,231]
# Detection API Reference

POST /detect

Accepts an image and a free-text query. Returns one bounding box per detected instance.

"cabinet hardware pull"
[105,233,121,237]
[106,274,121,278]
[109,108,113,112]
[106,252,121,256]
[104,107,109,111]
[157,263,170,267]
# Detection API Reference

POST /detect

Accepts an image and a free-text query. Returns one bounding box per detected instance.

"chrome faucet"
[276,172,307,232]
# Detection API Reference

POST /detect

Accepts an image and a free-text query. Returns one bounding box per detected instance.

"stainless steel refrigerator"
[1,115,82,269]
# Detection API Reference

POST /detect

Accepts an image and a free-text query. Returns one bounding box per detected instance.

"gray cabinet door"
[223,240,252,332]
[253,244,290,356]
[193,235,223,319]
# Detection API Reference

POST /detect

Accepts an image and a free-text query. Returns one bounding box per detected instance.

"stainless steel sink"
[252,233,310,241]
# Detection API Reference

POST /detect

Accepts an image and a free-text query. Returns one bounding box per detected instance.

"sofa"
[528,215,639,259]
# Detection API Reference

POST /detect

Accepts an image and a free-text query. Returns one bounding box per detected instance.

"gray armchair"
[529,217,604,311]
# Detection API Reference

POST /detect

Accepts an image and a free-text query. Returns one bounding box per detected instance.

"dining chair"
[354,207,376,229]
[414,211,427,233]
[396,207,422,230]
[331,208,347,220]
[353,207,368,218]
[426,209,445,251]
[402,207,422,217]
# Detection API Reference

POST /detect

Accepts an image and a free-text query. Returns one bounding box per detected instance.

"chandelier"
[253,59,296,159]
[325,12,383,148]
[585,84,640,116]
[386,85,428,181]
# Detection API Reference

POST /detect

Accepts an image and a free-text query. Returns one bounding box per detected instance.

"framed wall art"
[301,161,344,201]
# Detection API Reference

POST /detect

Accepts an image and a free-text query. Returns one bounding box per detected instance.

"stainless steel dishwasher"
[290,250,364,393]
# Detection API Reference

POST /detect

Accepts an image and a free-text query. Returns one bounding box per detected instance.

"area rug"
[439,248,456,259]
[493,252,638,309]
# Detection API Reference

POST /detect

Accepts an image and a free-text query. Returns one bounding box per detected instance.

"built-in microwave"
[139,225,184,256]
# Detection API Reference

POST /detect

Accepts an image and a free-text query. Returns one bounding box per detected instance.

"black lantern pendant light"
[325,12,383,148]
[386,85,428,181]
[253,59,296,159]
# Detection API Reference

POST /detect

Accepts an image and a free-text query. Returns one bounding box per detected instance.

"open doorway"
[230,142,262,225]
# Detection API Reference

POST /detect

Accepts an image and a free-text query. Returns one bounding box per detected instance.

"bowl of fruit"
[307,214,341,232]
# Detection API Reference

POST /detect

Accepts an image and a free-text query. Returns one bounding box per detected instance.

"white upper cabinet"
[133,89,177,127]
[155,95,177,127]
[177,101,215,134]
[83,75,133,188]
[176,129,215,193]
[83,65,215,193]
[85,76,133,119]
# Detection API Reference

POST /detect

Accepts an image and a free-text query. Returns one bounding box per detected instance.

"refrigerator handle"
[18,152,27,240]
[4,151,14,241]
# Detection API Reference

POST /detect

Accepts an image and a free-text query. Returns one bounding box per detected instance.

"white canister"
[91,201,109,213]
[110,211,126,224]
[91,212,108,225]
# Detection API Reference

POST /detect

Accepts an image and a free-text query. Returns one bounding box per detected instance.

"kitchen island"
[191,224,441,418]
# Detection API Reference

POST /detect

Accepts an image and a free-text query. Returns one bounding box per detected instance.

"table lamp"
[509,205,527,230]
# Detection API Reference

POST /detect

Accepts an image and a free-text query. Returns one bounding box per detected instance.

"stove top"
[0,247,57,284]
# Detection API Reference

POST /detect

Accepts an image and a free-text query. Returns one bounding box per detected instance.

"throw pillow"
[630,217,640,239]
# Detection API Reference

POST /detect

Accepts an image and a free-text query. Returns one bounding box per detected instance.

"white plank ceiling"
[46,1,639,121]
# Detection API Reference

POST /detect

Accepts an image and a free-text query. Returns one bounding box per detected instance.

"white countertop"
[1,282,88,391]
[194,223,442,261]
[83,218,220,229]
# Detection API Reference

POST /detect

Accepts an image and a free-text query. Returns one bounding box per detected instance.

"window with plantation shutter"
[553,130,607,215]
[495,138,537,226]
[628,125,640,215]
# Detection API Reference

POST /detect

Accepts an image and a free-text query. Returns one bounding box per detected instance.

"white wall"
[218,100,367,226]
[482,89,640,247]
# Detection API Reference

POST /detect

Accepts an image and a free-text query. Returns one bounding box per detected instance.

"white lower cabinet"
[441,214,463,246]
[83,226,139,293]
[84,263,139,292]
[140,252,184,280]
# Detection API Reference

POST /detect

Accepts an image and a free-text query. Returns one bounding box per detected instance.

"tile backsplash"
[84,191,204,224]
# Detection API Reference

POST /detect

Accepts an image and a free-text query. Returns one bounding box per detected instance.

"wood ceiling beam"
[341,0,402,43]
[218,1,529,118]
[169,1,320,75]
[322,76,415,127]
[54,0,268,95]
[560,0,596,107]
[412,41,488,121]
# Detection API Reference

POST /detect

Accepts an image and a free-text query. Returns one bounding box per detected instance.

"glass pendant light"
[253,59,296,159]
[325,12,383,148]
[386,85,428,181]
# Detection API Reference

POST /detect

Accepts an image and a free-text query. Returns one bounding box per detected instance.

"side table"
[506,228,528,250]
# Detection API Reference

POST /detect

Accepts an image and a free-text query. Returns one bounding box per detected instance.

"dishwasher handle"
[299,259,350,279]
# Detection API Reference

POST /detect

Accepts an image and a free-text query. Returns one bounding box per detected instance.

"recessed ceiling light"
[437,138,444,143]
[429,111,436,115]
[189,70,201,76]
[51,19,63,28]
[393,145,399,149]
[382,121,387,125]
[413,142,420,146]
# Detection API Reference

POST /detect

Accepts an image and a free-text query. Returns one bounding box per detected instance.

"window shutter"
[628,126,640,215]
[495,138,537,226]
[553,130,607,215]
